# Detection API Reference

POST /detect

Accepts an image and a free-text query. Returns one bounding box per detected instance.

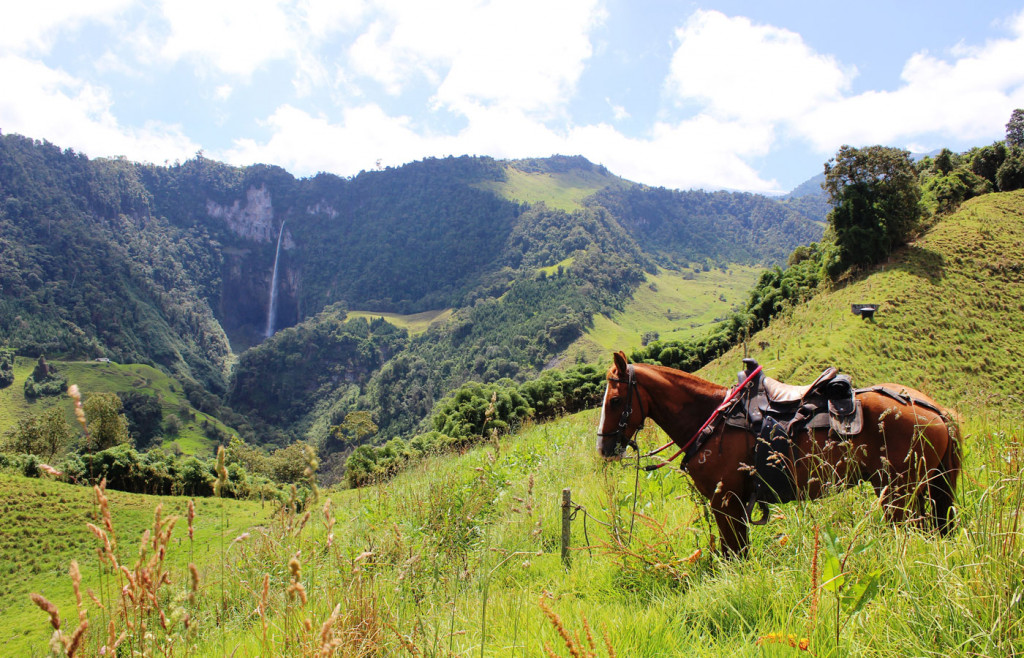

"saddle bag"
[753,416,797,505]
[825,375,862,436]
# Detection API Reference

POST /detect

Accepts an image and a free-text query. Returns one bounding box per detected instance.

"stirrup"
[744,492,771,526]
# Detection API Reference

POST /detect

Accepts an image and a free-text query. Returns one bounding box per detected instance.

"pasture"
[7,406,1021,656]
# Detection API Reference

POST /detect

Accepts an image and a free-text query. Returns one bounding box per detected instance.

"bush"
[0,349,14,389]
[996,146,1024,192]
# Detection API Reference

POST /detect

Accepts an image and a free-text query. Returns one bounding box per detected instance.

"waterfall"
[264,221,286,338]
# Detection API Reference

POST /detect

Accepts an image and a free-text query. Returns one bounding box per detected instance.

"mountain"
[0,132,826,451]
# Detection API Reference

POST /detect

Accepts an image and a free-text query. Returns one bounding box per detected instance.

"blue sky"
[2,1,1023,194]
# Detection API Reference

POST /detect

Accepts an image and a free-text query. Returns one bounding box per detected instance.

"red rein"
[641,365,762,471]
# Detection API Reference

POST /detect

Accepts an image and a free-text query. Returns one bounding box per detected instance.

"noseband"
[598,364,645,454]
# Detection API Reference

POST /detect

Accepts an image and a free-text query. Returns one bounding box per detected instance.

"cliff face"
[207,186,299,349]
[207,185,277,243]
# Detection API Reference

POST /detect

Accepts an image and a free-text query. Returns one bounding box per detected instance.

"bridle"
[597,364,645,456]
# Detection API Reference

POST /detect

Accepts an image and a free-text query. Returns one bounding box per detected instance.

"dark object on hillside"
[852,304,878,320]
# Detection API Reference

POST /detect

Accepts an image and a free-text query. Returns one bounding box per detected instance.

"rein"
[640,365,763,472]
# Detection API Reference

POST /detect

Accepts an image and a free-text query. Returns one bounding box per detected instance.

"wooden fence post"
[561,488,572,567]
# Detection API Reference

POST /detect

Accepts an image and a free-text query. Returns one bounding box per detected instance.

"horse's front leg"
[711,490,749,556]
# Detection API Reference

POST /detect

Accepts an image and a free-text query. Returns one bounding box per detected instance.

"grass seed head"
[31,593,60,630]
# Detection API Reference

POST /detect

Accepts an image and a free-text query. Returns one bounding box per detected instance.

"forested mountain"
[0,132,825,452]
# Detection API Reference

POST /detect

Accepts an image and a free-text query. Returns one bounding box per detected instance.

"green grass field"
[474,164,626,212]
[568,264,763,364]
[0,473,271,655]
[346,308,454,336]
[5,407,1020,656]
[0,358,234,455]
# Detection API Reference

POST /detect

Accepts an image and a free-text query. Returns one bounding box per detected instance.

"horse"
[596,351,960,555]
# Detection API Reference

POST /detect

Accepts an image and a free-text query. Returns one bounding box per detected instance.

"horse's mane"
[633,362,727,399]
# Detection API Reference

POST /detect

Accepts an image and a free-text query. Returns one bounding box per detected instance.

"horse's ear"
[613,350,628,374]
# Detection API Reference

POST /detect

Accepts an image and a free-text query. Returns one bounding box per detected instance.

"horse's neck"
[639,366,727,443]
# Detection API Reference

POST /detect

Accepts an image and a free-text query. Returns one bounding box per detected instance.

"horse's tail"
[930,411,961,535]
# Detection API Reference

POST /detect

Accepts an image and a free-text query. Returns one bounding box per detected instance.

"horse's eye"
[610,396,622,406]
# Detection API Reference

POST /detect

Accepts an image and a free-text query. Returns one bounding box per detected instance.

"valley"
[3,132,1024,655]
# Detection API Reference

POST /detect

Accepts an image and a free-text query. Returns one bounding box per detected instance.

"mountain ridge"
[0,131,826,450]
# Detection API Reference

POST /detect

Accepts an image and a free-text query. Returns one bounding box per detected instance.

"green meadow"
[346,309,454,336]
[570,264,763,363]
[475,163,626,212]
[6,408,1020,656]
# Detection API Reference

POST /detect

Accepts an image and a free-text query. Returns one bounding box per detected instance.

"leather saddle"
[725,359,862,524]
[728,358,860,435]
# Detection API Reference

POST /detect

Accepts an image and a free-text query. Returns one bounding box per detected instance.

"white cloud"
[608,100,630,121]
[0,0,132,54]
[796,10,1024,151]
[565,116,779,192]
[298,0,369,40]
[347,0,603,115]
[157,0,298,76]
[224,103,431,174]
[0,55,198,163]
[666,10,853,123]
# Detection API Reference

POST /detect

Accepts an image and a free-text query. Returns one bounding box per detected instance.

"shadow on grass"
[890,244,946,284]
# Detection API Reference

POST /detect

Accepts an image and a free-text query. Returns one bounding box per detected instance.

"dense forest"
[1,131,832,481]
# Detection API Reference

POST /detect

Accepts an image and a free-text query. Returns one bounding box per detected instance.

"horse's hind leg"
[878,461,930,527]
[928,429,960,535]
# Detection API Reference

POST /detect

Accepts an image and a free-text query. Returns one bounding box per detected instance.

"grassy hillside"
[7,407,1021,656]
[0,358,234,455]
[473,158,628,211]
[346,308,454,336]
[0,473,270,654]
[699,190,1024,416]
[569,264,763,363]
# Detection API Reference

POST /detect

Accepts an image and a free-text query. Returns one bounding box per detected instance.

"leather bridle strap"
[597,364,645,451]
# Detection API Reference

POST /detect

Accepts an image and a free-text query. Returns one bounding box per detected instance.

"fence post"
[561,488,572,567]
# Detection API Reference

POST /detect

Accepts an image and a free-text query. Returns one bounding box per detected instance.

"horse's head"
[596,351,646,460]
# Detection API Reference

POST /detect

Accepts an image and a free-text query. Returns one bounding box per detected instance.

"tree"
[0,348,15,389]
[823,145,922,270]
[3,407,75,460]
[118,392,164,448]
[83,393,132,452]
[996,146,1024,192]
[1006,108,1024,147]
[330,410,378,445]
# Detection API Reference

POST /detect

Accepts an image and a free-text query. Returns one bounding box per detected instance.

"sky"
[2,1,1024,195]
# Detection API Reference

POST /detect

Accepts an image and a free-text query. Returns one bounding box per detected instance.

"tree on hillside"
[330,410,378,445]
[3,407,75,460]
[83,393,132,452]
[823,145,922,271]
[118,391,164,448]
[1007,108,1024,147]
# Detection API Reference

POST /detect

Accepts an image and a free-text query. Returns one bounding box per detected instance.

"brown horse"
[596,352,960,555]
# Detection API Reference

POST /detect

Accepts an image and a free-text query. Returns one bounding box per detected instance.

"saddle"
[724,358,862,522]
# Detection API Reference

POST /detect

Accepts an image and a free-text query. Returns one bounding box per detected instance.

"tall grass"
[22,408,1024,656]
